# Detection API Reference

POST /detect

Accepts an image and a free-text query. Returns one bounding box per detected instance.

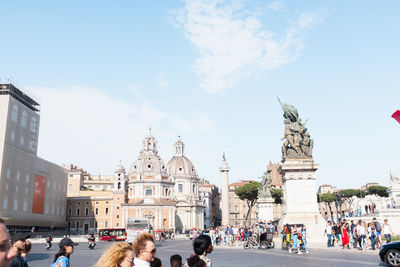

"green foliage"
[271,188,283,204]
[235,182,261,202]
[357,190,367,198]
[339,189,359,198]
[235,182,261,221]
[367,185,389,197]
[320,193,336,203]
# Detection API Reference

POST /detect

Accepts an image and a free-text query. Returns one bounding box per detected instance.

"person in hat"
[50,238,78,267]
[0,218,17,267]
[10,233,31,267]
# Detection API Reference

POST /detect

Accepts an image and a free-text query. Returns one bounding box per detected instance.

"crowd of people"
[195,221,278,247]
[0,216,398,267]
[94,232,213,267]
[0,217,214,267]
[324,218,394,250]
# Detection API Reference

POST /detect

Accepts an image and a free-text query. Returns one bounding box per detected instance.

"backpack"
[297,233,303,239]
[375,222,382,232]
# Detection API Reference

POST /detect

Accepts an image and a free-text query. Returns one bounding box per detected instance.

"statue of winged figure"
[278,97,313,158]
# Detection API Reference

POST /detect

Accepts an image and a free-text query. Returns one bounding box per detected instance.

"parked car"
[379,241,400,267]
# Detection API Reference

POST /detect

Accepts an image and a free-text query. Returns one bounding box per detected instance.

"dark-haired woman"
[193,235,213,267]
[187,254,206,267]
[50,238,78,267]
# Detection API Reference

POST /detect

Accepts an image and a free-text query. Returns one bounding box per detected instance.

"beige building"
[66,132,205,233]
[0,84,67,229]
[229,180,258,226]
[318,184,337,194]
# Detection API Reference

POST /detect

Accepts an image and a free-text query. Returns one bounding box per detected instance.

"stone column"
[279,158,326,246]
[258,197,275,222]
[220,155,230,226]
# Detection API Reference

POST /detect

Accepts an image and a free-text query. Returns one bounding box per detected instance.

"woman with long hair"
[341,222,350,249]
[187,254,206,267]
[95,242,134,267]
[51,238,78,267]
[193,235,213,267]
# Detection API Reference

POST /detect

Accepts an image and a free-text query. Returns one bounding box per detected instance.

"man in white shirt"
[324,221,333,247]
[382,219,394,244]
[133,233,156,267]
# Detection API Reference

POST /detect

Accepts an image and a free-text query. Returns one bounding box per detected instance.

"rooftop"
[0,83,40,112]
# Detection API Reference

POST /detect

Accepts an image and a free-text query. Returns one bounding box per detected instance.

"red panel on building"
[32,175,46,214]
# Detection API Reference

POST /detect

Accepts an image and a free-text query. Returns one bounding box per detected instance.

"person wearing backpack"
[373,218,382,248]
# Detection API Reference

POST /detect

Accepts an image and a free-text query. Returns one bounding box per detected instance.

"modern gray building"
[0,83,67,229]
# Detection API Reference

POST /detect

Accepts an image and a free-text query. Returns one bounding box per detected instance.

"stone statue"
[278,98,313,158]
[259,170,272,198]
[390,171,400,184]
[390,171,400,194]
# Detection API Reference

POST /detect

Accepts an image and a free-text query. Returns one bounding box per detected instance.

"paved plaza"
[26,239,386,267]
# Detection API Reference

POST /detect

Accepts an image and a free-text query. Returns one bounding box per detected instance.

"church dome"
[167,137,198,178]
[128,130,168,180]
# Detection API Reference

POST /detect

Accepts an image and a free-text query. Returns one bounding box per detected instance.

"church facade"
[66,131,204,233]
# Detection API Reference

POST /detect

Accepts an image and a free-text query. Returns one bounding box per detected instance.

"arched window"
[21,111,27,128]
[30,117,37,132]
[11,105,18,122]
[192,184,196,194]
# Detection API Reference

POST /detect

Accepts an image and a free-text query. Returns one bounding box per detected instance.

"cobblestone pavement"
[27,239,386,267]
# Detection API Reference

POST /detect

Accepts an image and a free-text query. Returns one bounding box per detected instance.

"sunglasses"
[144,248,157,254]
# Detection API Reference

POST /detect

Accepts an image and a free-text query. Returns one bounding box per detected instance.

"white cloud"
[176,0,320,93]
[267,1,285,11]
[31,85,211,174]
[157,73,168,87]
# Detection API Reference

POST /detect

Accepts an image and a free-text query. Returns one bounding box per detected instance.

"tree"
[339,189,359,213]
[320,193,336,221]
[235,182,261,222]
[367,186,389,197]
[271,188,283,204]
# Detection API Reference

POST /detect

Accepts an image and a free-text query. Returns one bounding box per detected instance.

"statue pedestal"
[258,197,275,222]
[279,158,326,246]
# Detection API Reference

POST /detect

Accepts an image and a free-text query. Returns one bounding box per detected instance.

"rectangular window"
[67,221,71,230]
[145,188,152,196]
[95,221,98,229]
[23,201,27,212]
[85,208,89,216]
[76,208,80,216]
[117,215,119,219]
[76,221,80,229]
[105,208,109,215]
[13,199,18,211]
[178,184,183,193]
[2,197,8,210]
[95,208,98,215]
[105,221,108,228]
[68,209,72,216]
[68,184,72,191]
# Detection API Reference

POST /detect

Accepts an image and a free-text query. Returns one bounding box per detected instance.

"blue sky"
[1,0,399,189]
